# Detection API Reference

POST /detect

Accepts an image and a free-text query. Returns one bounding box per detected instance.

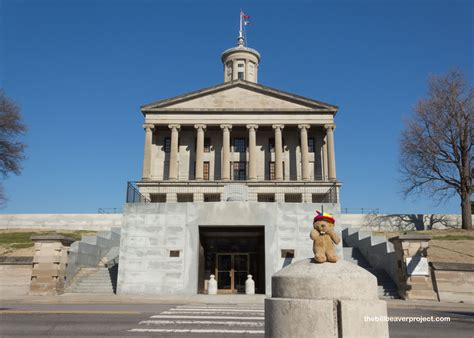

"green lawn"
[0,230,96,251]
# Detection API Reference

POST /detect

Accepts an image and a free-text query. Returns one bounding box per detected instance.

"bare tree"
[0,90,27,203]
[400,70,473,230]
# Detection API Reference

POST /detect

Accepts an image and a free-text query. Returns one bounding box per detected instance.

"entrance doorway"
[198,226,265,294]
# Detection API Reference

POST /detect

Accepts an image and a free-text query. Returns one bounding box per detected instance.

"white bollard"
[208,274,217,295]
[245,274,255,295]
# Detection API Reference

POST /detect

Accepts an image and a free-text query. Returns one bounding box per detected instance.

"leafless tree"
[0,90,26,203]
[400,70,473,230]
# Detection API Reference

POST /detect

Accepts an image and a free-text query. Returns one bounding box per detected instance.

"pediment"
[141,81,337,113]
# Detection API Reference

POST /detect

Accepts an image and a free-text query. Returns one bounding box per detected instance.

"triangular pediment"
[141,81,337,113]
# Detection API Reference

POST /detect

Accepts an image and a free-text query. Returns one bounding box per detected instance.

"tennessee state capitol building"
[117,22,342,296]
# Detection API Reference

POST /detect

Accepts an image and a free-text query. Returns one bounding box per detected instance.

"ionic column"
[142,124,154,180]
[247,124,258,180]
[325,124,337,181]
[298,124,310,181]
[220,124,232,180]
[194,124,206,180]
[168,124,180,180]
[273,124,285,180]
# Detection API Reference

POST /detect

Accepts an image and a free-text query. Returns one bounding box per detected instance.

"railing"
[126,181,151,203]
[341,208,380,214]
[98,208,122,214]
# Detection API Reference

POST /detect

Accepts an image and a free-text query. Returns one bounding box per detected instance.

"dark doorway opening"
[198,226,265,294]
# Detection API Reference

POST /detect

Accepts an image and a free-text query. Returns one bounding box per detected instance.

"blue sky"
[1,0,472,214]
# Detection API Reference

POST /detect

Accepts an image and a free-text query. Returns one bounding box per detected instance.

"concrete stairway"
[65,265,118,294]
[343,247,398,299]
[341,227,399,299]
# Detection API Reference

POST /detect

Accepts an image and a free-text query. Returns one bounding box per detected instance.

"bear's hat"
[313,211,335,224]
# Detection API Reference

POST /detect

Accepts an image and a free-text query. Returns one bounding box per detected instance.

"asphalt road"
[0,303,473,337]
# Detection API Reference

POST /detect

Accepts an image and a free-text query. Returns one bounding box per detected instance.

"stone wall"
[431,262,474,304]
[0,214,123,231]
[117,202,342,296]
[0,258,33,297]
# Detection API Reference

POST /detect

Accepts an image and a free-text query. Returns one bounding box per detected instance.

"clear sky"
[0,0,472,214]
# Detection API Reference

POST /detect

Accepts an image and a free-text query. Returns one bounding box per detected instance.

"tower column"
[142,124,154,180]
[299,124,310,181]
[168,124,180,180]
[273,124,285,181]
[247,124,258,180]
[194,124,206,180]
[221,124,232,180]
[325,124,337,181]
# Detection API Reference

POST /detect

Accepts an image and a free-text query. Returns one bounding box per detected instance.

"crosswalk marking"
[129,303,265,335]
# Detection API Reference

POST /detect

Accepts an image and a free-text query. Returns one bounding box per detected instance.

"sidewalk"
[1,293,473,312]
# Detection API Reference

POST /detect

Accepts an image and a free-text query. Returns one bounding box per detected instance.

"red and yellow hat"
[313,211,335,224]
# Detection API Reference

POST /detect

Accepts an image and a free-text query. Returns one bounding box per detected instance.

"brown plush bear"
[310,211,341,263]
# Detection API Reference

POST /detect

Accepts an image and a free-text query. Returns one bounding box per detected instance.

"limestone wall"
[0,264,32,297]
[0,214,123,231]
[431,262,474,304]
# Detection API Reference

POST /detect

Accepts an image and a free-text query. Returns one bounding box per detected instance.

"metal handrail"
[126,181,151,203]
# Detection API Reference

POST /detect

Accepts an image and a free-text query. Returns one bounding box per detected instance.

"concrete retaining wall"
[0,258,33,297]
[0,214,123,231]
[431,262,474,304]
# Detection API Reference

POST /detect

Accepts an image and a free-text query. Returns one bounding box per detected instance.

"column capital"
[194,124,207,130]
[142,124,155,131]
[324,124,336,131]
[272,124,285,130]
[168,124,181,130]
[220,124,232,130]
[298,124,310,130]
[246,124,259,130]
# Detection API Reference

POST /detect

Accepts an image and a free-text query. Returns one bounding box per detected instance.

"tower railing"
[126,181,151,203]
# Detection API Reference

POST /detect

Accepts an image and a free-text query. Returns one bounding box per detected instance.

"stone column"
[247,124,258,181]
[389,234,438,301]
[232,60,238,80]
[299,124,310,181]
[29,235,75,295]
[325,124,336,181]
[221,124,232,180]
[142,124,154,180]
[168,124,180,180]
[273,124,285,180]
[194,124,206,180]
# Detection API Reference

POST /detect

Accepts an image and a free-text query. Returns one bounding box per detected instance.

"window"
[150,194,166,203]
[308,138,315,152]
[238,63,244,68]
[204,193,220,202]
[233,162,247,180]
[269,162,285,180]
[204,138,211,152]
[312,194,326,203]
[281,249,295,258]
[233,138,246,152]
[177,193,193,202]
[164,137,171,153]
[258,194,275,202]
[170,250,180,258]
[238,72,244,80]
[203,161,210,180]
[285,193,302,203]
[269,138,275,152]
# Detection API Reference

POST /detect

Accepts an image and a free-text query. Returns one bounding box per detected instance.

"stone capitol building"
[117,26,342,296]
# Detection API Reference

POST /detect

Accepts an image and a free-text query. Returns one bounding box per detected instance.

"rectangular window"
[170,250,180,258]
[164,137,171,153]
[150,193,166,203]
[233,138,246,152]
[238,72,244,80]
[177,193,193,202]
[204,138,211,152]
[238,63,244,68]
[312,194,326,203]
[269,161,285,180]
[269,138,275,152]
[308,138,315,152]
[233,162,247,180]
[203,161,210,180]
[285,193,302,203]
[204,193,220,202]
[258,193,275,202]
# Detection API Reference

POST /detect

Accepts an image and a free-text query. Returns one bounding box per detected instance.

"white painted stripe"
[161,311,264,316]
[150,315,264,320]
[129,328,264,334]
[171,308,264,313]
[139,319,264,327]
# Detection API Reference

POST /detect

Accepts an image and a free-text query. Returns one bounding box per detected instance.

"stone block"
[339,300,389,338]
[265,298,336,338]
[406,289,438,301]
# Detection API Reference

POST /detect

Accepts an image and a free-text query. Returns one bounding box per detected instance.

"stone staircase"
[65,266,118,294]
[341,226,399,299]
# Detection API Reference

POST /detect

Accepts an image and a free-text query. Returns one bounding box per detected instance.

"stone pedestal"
[389,234,438,301]
[265,259,389,338]
[29,235,75,295]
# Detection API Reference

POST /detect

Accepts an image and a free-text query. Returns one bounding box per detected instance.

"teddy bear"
[310,211,341,263]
